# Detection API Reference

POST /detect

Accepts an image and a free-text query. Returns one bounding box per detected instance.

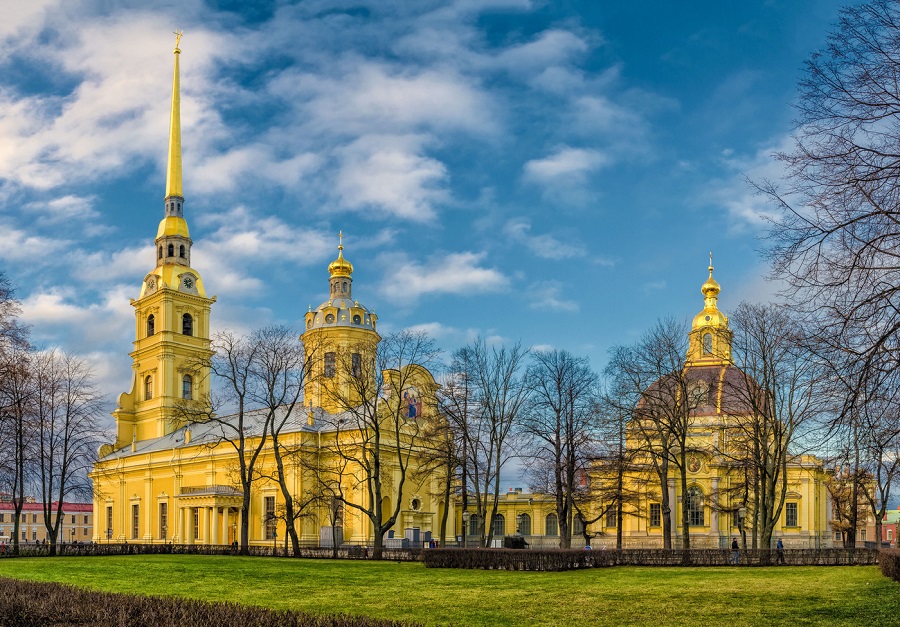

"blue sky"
[1,0,860,408]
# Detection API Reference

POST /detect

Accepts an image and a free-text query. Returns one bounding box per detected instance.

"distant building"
[0,498,93,544]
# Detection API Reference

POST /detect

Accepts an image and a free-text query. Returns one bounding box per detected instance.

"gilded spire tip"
[173,30,183,52]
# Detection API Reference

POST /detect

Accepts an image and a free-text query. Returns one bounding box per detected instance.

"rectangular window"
[193,509,199,541]
[106,506,113,538]
[605,509,616,529]
[835,532,842,542]
[32,529,36,541]
[131,504,140,540]
[785,502,798,527]
[265,496,276,540]
[351,353,361,378]
[649,503,661,527]
[159,503,168,540]
[860,529,866,541]
[71,514,75,524]
[888,529,894,541]
[324,352,336,378]
[84,515,89,525]
[32,513,37,524]
[0,513,4,523]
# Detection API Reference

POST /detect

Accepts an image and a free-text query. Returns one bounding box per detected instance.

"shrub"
[0,577,421,627]
[421,548,880,570]
[880,549,900,582]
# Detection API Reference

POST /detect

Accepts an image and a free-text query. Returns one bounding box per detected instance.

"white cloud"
[523,146,610,184]
[336,134,449,222]
[379,251,507,301]
[705,135,795,232]
[27,194,98,224]
[0,223,70,262]
[527,281,578,312]
[503,217,585,259]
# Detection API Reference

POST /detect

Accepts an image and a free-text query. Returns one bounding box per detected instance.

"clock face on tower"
[183,277,194,289]
[147,278,156,289]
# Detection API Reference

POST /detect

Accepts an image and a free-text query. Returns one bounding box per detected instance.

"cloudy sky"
[2,0,860,407]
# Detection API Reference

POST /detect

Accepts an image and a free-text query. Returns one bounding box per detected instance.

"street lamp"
[106,528,112,543]
[462,511,470,549]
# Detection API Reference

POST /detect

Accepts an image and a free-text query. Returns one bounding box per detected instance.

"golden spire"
[165,31,183,199]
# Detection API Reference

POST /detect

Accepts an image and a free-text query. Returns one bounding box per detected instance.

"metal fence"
[0,542,880,566]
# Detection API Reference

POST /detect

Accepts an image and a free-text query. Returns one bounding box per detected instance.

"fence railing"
[0,543,881,567]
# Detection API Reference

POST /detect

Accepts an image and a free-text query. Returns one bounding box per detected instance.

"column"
[186,508,194,545]
[177,506,184,543]
[667,478,677,536]
[221,508,229,545]
[237,507,244,545]
[200,507,209,545]
[709,477,720,537]
[211,507,219,545]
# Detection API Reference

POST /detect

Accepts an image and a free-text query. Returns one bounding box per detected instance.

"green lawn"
[0,555,897,626]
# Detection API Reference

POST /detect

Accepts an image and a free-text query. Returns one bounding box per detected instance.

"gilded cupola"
[304,233,377,333]
[687,254,732,365]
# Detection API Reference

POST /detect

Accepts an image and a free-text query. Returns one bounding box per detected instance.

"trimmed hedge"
[422,548,880,570]
[880,549,900,582]
[0,542,422,561]
[0,577,421,627]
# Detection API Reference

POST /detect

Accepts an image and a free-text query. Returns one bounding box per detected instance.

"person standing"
[776,538,785,565]
[731,538,739,565]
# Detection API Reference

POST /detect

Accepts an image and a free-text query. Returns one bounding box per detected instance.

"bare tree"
[762,1,900,432]
[0,344,37,554]
[520,349,598,548]
[248,326,318,556]
[605,317,705,550]
[184,330,271,554]
[720,302,825,550]
[314,330,439,559]
[450,339,528,548]
[32,350,104,554]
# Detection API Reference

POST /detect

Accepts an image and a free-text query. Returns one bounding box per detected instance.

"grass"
[0,555,898,626]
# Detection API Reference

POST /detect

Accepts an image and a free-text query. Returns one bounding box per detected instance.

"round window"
[325,313,335,324]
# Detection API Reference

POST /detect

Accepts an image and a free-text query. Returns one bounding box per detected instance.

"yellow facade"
[90,40,448,546]
[590,263,834,549]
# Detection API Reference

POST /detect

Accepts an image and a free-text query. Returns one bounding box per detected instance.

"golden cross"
[173,30,183,50]
[338,230,344,250]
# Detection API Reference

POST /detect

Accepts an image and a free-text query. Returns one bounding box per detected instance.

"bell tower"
[113,33,216,449]
[686,254,732,366]
[301,233,380,414]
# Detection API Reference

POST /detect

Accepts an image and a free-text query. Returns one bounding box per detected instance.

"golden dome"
[701,265,720,298]
[328,232,353,278]
[156,216,190,239]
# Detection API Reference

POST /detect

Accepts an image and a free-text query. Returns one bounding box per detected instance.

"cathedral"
[91,40,836,550]
[89,39,444,548]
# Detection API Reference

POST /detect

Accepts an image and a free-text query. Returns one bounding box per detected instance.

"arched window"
[492,514,505,537]
[703,333,713,355]
[167,244,174,257]
[324,352,336,378]
[179,245,185,258]
[158,246,163,259]
[147,314,155,336]
[144,376,152,400]
[545,513,559,536]
[353,314,361,324]
[182,375,192,400]
[468,513,479,537]
[687,486,704,526]
[342,281,347,293]
[572,516,584,536]
[517,513,531,535]
[182,313,193,336]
